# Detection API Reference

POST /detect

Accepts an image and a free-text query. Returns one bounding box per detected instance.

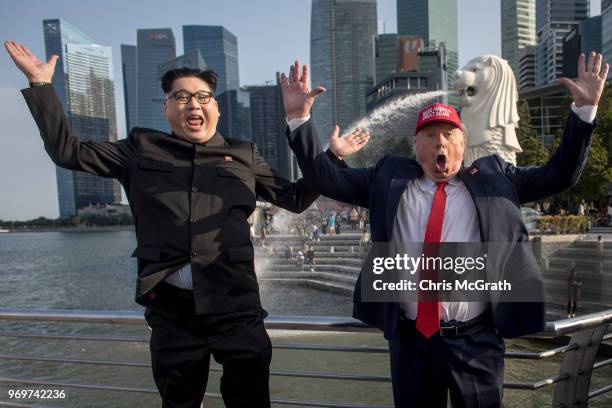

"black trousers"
[144,283,272,408]
[389,313,505,408]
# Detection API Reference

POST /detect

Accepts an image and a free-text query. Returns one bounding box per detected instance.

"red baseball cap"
[415,103,463,135]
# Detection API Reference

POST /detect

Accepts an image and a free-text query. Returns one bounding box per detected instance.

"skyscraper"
[501,0,536,81]
[579,15,602,55]
[157,50,207,78]
[120,44,136,133]
[603,0,612,72]
[217,89,252,141]
[43,18,121,217]
[183,25,240,96]
[397,0,458,76]
[374,34,424,83]
[134,29,176,133]
[310,0,378,144]
[246,75,296,180]
[519,45,537,90]
[535,0,589,86]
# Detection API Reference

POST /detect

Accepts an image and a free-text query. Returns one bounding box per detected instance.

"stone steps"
[265,264,361,276]
[267,258,363,267]
[260,277,354,296]
[262,271,357,286]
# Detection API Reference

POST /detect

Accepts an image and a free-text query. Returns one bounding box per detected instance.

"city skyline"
[0,0,602,220]
[43,18,122,217]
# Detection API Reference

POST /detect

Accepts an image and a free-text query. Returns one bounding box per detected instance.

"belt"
[399,312,490,337]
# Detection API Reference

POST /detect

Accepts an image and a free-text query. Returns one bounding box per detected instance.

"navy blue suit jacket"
[287,111,596,339]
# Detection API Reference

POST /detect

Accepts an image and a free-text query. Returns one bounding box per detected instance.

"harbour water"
[0,231,610,407]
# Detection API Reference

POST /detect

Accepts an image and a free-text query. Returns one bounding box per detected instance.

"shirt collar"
[417,173,463,192]
[171,130,226,147]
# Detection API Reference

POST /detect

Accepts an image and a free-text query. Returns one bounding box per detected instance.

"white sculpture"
[453,55,522,166]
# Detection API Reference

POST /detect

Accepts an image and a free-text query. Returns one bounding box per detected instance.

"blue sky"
[0,0,601,220]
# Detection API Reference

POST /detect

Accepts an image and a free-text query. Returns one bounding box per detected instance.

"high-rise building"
[135,29,176,132]
[374,34,424,83]
[519,45,537,90]
[603,0,612,71]
[501,0,536,81]
[563,15,602,78]
[157,50,207,79]
[535,0,589,86]
[183,25,240,96]
[217,89,252,141]
[310,0,377,144]
[246,75,297,180]
[397,0,458,76]
[43,18,121,217]
[579,15,602,55]
[563,27,581,78]
[120,44,137,133]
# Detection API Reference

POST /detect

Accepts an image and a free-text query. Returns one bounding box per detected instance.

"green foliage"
[0,214,133,229]
[520,87,612,209]
[546,95,612,209]
[515,100,549,166]
[535,215,588,234]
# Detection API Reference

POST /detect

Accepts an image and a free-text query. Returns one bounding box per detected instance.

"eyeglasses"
[165,90,214,104]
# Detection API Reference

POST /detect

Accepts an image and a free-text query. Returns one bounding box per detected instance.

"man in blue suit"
[279,53,607,407]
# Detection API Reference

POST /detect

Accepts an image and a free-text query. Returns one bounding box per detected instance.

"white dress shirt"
[392,175,486,322]
[163,105,596,291]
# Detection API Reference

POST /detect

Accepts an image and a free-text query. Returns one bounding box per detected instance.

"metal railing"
[0,308,610,407]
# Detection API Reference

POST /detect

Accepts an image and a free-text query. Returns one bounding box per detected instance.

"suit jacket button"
[191,186,198,192]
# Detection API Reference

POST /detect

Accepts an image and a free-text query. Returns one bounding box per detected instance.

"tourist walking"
[567,262,582,318]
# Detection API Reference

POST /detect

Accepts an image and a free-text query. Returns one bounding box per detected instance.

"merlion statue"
[453,55,522,165]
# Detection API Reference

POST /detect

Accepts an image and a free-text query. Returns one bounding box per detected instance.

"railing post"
[552,324,607,408]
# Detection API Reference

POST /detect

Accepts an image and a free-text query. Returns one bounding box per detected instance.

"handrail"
[1,307,611,334]
[0,307,610,407]
[544,309,612,335]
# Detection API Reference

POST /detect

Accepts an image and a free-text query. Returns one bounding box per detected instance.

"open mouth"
[466,86,476,97]
[186,115,204,130]
[435,154,447,172]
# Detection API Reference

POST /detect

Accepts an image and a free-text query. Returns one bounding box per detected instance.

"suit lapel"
[457,166,490,242]
[386,167,423,241]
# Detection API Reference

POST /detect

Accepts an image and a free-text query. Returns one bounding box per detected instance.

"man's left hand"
[559,52,608,107]
[328,125,370,160]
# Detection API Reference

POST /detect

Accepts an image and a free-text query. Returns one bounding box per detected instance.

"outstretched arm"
[506,52,607,203]
[5,41,133,179]
[280,60,376,207]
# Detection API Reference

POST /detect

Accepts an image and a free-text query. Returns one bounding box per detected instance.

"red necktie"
[416,182,447,338]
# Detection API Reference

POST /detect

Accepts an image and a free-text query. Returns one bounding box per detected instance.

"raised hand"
[280,60,326,120]
[4,40,58,83]
[559,52,608,107]
[329,125,370,160]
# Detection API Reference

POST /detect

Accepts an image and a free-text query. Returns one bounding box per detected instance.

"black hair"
[160,68,218,94]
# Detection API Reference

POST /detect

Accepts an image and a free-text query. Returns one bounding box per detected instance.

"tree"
[515,100,549,166]
[547,96,612,211]
[594,82,612,168]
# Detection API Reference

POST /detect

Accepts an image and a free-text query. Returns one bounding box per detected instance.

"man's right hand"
[280,60,326,121]
[4,40,58,83]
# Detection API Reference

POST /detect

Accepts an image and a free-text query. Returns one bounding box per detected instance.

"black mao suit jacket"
[22,84,345,315]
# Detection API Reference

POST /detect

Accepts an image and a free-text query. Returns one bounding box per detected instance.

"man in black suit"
[279,55,607,407]
[4,40,366,407]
